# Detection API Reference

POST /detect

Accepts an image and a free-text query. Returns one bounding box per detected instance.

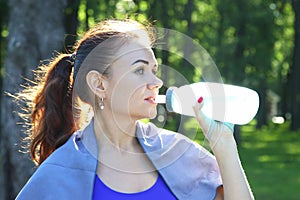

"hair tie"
[69,52,77,65]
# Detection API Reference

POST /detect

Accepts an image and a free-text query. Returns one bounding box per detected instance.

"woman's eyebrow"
[131,59,149,65]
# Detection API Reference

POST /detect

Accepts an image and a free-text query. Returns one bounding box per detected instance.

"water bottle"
[155,82,259,125]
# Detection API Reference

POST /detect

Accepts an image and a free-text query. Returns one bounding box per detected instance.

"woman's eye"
[135,68,144,75]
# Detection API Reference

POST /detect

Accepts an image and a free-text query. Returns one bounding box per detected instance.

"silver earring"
[99,98,104,110]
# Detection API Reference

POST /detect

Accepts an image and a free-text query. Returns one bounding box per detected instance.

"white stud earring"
[99,97,104,110]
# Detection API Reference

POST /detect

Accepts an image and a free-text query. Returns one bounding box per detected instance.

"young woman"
[16,19,254,200]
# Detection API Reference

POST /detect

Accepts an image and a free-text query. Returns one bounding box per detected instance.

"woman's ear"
[86,70,107,98]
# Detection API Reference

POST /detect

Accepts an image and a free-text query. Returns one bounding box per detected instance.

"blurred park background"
[0,0,299,199]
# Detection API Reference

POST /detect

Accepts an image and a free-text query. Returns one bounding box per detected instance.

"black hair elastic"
[69,52,76,65]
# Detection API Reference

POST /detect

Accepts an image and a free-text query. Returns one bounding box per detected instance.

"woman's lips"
[144,96,157,104]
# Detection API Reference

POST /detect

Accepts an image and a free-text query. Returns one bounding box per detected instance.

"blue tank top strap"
[92,173,177,199]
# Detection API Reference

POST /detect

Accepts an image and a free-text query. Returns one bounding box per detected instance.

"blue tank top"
[92,174,177,200]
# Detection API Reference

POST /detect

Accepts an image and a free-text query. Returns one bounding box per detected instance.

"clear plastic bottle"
[156,82,259,125]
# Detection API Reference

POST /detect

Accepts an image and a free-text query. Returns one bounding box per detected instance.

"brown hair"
[16,19,155,165]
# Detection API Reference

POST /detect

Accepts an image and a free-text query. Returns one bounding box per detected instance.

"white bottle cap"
[155,95,166,104]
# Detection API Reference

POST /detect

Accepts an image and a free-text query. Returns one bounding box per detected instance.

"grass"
[239,122,300,200]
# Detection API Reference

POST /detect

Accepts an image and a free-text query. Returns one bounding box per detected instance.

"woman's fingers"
[192,98,215,139]
[192,97,235,144]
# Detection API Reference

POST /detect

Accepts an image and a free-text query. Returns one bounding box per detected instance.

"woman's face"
[104,40,163,121]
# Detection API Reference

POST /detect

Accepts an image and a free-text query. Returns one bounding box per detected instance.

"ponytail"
[18,54,77,165]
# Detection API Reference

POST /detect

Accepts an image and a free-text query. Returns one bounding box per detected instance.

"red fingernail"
[197,96,203,103]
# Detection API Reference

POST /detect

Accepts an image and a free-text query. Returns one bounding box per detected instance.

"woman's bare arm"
[193,103,254,200]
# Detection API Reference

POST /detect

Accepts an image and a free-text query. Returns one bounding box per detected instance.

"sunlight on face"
[105,41,163,121]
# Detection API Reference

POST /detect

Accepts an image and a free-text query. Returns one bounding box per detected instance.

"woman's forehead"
[113,42,156,64]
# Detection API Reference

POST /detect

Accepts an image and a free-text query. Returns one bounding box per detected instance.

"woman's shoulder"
[16,132,97,200]
[16,161,95,200]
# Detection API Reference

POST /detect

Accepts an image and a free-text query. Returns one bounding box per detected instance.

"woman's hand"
[192,97,235,150]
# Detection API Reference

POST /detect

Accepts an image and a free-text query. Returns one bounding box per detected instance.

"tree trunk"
[181,0,195,82]
[256,85,268,129]
[231,0,247,140]
[0,0,67,199]
[233,0,246,84]
[290,0,300,130]
[64,0,80,52]
[0,1,9,198]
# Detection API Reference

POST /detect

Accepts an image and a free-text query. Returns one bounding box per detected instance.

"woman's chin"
[136,111,157,120]
[148,110,158,119]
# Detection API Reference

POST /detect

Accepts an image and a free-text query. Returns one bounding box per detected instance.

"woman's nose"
[147,76,163,90]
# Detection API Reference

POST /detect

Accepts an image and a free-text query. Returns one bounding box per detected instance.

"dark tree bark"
[290,0,300,130]
[0,0,9,197]
[233,0,246,84]
[256,83,268,129]
[0,0,67,199]
[64,0,80,52]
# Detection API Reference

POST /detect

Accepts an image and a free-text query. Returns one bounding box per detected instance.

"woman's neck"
[93,111,156,174]
[93,111,140,152]
[94,121,158,192]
